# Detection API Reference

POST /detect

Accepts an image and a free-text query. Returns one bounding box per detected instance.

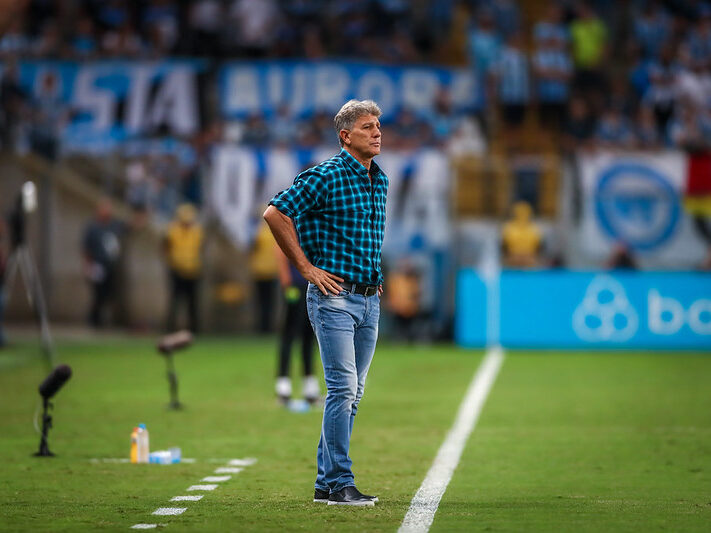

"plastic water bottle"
[130,427,138,464]
[136,423,150,463]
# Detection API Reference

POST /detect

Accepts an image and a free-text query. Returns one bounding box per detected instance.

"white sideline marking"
[170,495,203,502]
[398,347,505,533]
[201,475,231,482]
[131,525,157,529]
[214,467,243,474]
[228,458,257,466]
[186,484,218,491]
[152,507,186,516]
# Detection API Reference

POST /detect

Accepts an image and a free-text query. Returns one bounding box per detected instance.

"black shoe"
[313,488,329,503]
[327,486,377,507]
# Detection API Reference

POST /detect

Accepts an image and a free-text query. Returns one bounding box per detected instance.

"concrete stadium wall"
[0,154,251,332]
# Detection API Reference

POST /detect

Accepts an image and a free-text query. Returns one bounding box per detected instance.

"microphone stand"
[34,397,54,457]
[164,348,183,410]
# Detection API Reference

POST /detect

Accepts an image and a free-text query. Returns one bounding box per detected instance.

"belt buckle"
[365,286,376,297]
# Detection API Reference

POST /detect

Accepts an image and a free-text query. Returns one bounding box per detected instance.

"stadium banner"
[8,60,206,152]
[456,269,711,349]
[210,145,452,250]
[577,151,707,267]
[218,60,481,121]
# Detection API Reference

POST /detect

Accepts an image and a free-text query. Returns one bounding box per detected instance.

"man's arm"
[263,205,343,295]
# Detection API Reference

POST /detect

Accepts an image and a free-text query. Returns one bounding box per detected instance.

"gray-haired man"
[264,100,387,506]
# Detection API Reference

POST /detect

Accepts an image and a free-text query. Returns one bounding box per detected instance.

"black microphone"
[38,365,72,399]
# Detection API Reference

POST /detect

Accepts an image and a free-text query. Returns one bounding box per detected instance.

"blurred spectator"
[595,106,636,149]
[491,0,521,38]
[101,21,144,57]
[94,0,131,31]
[274,245,318,405]
[124,157,153,213]
[668,102,711,150]
[633,1,672,60]
[424,89,460,145]
[468,8,502,77]
[29,70,66,160]
[227,0,281,57]
[502,201,542,268]
[142,0,180,55]
[675,44,711,110]
[390,108,428,149]
[643,44,679,140]
[606,242,637,269]
[385,259,422,342]
[533,4,573,131]
[82,198,125,328]
[494,31,530,148]
[241,112,271,146]
[187,0,223,56]
[163,203,204,333]
[570,2,609,111]
[70,15,99,59]
[0,61,28,151]
[563,95,596,150]
[32,20,62,58]
[635,105,663,149]
[249,217,279,333]
[0,17,31,59]
[685,7,711,70]
[269,104,298,147]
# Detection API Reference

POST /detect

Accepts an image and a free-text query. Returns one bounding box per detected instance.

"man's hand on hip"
[301,264,344,295]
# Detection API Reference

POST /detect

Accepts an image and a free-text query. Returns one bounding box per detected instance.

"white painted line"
[228,458,257,466]
[182,458,196,463]
[152,507,187,516]
[398,347,504,533]
[186,484,218,491]
[214,467,243,474]
[201,475,231,482]
[170,495,204,502]
[131,525,157,529]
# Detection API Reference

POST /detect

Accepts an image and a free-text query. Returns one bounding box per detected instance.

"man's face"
[343,114,381,159]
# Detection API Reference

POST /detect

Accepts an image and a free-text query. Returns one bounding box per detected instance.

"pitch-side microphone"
[158,330,193,354]
[38,364,72,399]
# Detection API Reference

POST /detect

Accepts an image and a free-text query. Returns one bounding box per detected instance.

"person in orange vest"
[502,201,542,268]
[163,203,204,333]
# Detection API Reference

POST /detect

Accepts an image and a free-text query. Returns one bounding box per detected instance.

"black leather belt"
[342,282,378,297]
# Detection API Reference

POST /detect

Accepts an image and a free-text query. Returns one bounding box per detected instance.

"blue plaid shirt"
[269,149,388,285]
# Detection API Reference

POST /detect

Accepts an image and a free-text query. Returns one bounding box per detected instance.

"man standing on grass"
[264,100,387,507]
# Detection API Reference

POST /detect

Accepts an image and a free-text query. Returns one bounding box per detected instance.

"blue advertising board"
[456,269,711,349]
[5,60,206,152]
[219,60,482,121]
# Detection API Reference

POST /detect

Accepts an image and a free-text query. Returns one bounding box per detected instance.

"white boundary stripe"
[398,347,504,533]
[170,495,204,502]
[201,475,231,482]
[186,484,218,491]
[214,467,243,474]
[228,458,257,466]
[130,525,157,529]
[152,508,187,516]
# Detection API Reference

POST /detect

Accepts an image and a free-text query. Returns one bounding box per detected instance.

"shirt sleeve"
[269,168,328,218]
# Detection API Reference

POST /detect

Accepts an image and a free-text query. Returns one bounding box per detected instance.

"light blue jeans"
[306,283,380,493]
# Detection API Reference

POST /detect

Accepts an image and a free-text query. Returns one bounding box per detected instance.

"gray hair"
[334,99,382,146]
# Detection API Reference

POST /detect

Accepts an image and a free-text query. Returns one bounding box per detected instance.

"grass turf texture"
[0,337,708,532]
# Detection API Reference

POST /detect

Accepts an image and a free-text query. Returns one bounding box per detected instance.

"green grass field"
[0,336,709,532]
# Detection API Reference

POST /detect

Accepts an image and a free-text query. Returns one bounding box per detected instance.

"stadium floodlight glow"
[35,364,72,457]
[157,330,193,410]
